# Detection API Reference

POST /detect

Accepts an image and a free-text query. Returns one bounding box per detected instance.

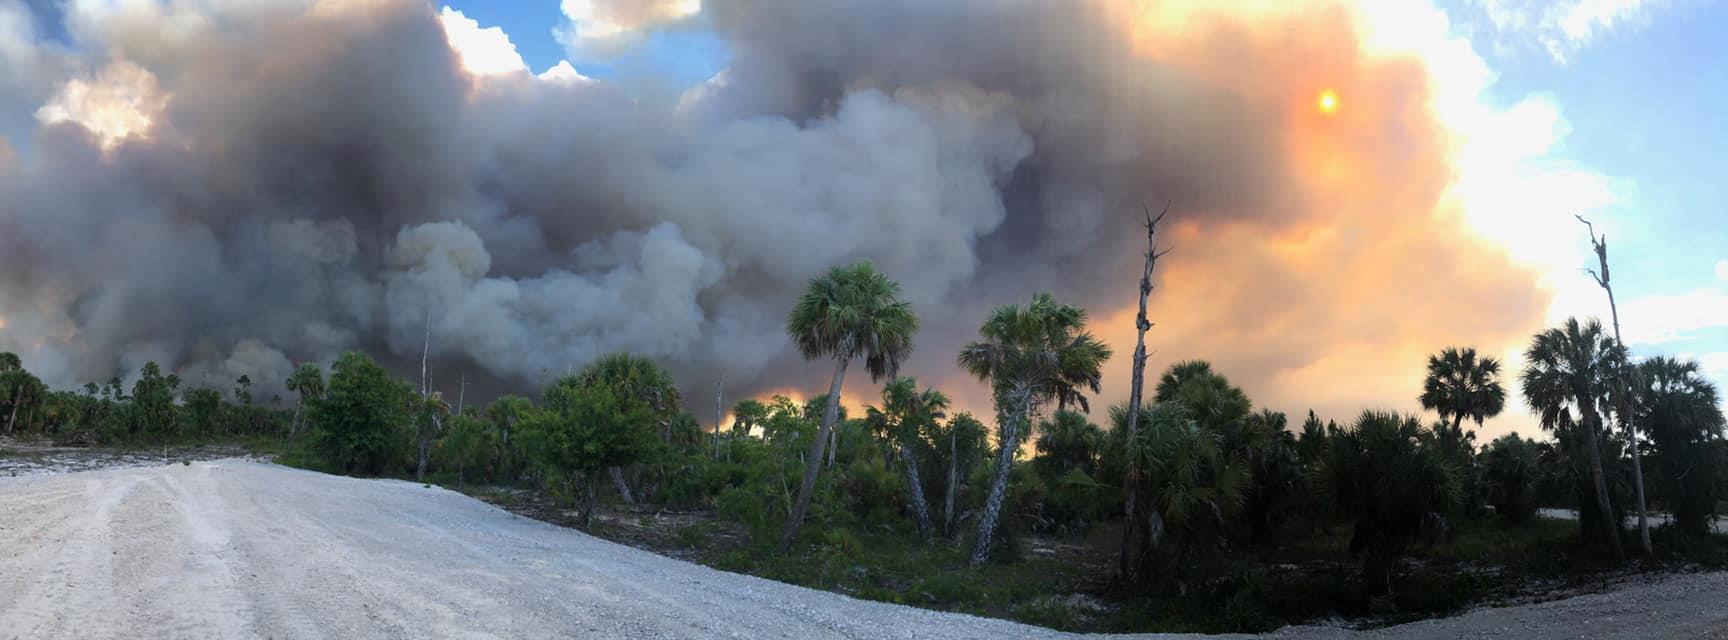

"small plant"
[1014,595,1082,631]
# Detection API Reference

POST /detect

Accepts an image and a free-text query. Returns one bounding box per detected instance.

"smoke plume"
[0,0,1547,428]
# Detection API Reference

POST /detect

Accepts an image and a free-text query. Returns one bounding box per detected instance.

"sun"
[1317,90,1339,115]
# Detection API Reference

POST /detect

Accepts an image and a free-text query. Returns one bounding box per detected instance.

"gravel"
[2,460,1725,639]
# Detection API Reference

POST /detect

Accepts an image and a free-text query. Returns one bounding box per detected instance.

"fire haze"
[0,0,1575,437]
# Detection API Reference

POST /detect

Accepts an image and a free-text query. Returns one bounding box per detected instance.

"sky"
[0,0,1723,442]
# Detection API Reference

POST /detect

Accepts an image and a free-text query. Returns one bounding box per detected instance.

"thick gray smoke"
[0,0,1533,419]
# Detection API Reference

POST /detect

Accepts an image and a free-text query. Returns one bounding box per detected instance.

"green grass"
[450,484,1728,635]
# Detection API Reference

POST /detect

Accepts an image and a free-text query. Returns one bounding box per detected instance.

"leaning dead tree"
[1120,202,1171,581]
[1577,214,1651,557]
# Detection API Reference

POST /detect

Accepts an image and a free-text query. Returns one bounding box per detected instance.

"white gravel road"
[1,460,1725,639]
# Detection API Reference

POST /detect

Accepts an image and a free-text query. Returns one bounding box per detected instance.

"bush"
[307,352,413,476]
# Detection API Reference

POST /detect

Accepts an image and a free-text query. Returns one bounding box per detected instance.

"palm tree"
[866,377,949,541]
[576,353,687,502]
[1033,410,1104,483]
[1316,411,1462,593]
[958,292,1111,565]
[937,412,987,536]
[1240,409,1299,546]
[779,262,917,550]
[1521,318,1625,560]
[486,395,533,477]
[1126,402,1247,579]
[285,363,324,442]
[1636,356,1726,534]
[1481,433,1541,523]
[731,399,768,438]
[1154,360,1251,434]
[576,353,684,440]
[1420,347,1507,433]
[3,368,42,434]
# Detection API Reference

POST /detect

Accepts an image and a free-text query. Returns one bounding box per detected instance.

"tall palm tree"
[958,292,1111,565]
[1420,347,1507,433]
[779,262,917,550]
[3,368,42,434]
[866,377,949,541]
[1521,318,1625,560]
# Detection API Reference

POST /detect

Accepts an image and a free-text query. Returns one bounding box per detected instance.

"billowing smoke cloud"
[0,0,1547,427]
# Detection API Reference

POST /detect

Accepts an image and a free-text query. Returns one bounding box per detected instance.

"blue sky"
[1441,0,1728,383]
[446,1,726,86]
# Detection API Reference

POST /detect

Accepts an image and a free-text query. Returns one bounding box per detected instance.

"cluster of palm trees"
[774,262,1111,565]
[766,258,1725,590]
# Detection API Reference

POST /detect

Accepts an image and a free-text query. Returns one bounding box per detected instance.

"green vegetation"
[2,259,1725,634]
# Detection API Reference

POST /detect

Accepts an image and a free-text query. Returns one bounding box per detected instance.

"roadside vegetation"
[3,253,1726,633]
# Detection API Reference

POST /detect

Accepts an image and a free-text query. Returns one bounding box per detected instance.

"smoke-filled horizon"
[0,0,1557,435]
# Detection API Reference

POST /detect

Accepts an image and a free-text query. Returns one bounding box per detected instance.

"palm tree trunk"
[970,388,1031,566]
[778,357,849,551]
[900,444,932,541]
[5,385,21,433]
[610,466,636,505]
[1582,405,1626,561]
[944,430,958,536]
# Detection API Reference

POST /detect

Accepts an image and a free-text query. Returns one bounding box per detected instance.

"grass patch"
[453,486,1728,635]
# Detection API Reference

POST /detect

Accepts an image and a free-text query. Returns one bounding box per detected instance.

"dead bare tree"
[419,309,431,397]
[1577,214,1651,557]
[1120,203,1171,582]
[715,378,724,460]
[415,311,436,481]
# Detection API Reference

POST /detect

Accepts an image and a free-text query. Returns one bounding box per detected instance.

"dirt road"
[2,461,1725,639]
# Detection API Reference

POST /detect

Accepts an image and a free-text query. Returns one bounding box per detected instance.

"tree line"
[2,261,1723,599]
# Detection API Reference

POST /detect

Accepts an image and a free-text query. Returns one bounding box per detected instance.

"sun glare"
[1317,90,1339,115]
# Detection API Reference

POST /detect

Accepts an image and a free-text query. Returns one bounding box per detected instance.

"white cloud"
[1715,259,1728,282]
[1619,287,1728,345]
[35,58,167,149]
[437,6,527,77]
[1471,0,1664,62]
[1356,4,1626,329]
[557,0,699,57]
[1348,2,1641,439]
[536,60,592,85]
